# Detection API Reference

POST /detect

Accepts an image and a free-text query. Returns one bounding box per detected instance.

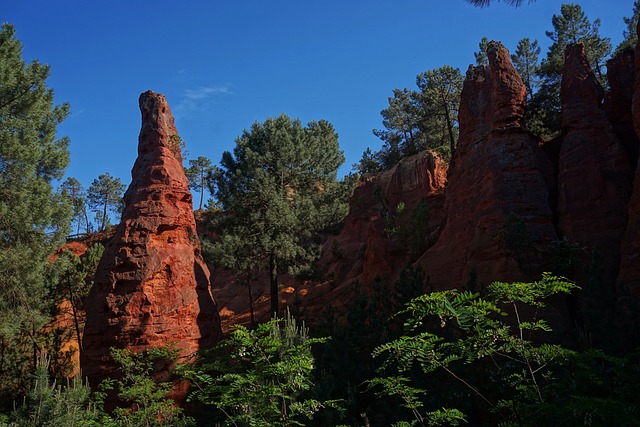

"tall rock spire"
[81,91,221,389]
[419,41,557,289]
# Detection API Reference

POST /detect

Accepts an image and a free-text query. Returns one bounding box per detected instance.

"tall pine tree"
[0,23,72,404]
[531,3,611,139]
[615,0,640,53]
[511,37,541,102]
[211,115,349,316]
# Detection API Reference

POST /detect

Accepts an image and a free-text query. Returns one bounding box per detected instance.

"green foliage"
[185,156,216,211]
[615,1,640,53]
[185,312,339,426]
[311,269,426,426]
[9,353,100,427]
[51,243,104,365]
[168,134,188,162]
[0,22,72,408]
[531,3,612,139]
[474,36,490,66]
[87,173,125,232]
[98,347,194,427]
[511,38,541,102]
[61,177,90,236]
[210,114,350,316]
[371,66,462,169]
[371,274,602,425]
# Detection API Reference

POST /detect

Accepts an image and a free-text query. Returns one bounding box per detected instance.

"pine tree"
[511,37,541,102]
[615,0,640,53]
[61,177,89,236]
[87,173,125,231]
[372,66,463,168]
[0,23,72,406]
[211,114,349,316]
[185,156,216,211]
[474,36,490,66]
[532,3,612,139]
[415,65,462,158]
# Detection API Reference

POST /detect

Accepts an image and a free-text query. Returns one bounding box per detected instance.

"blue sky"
[3,1,633,196]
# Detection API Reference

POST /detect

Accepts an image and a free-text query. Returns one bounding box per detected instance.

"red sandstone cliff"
[319,150,446,285]
[81,91,222,389]
[615,21,640,344]
[558,44,633,284]
[418,41,557,289]
[209,150,447,329]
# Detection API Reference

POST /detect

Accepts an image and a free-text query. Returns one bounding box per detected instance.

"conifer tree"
[511,37,541,102]
[0,23,71,405]
[474,36,490,66]
[372,66,462,168]
[531,3,611,139]
[185,156,216,211]
[61,177,89,236]
[211,114,349,316]
[615,0,640,53]
[87,173,125,231]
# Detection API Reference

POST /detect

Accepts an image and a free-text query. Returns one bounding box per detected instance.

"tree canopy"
[185,156,216,211]
[87,173,125,232]
[0,23,71,404]
[362,65,462,173]
[209,114,350,316]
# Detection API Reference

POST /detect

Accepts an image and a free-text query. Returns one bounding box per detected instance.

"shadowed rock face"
[320,150,447,285]
[615,20,640,346]
[558,44,633,288]
[81,91,222,390]
[419,41,557,289]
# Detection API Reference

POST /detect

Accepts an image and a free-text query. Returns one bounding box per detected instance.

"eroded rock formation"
[81,91,221,390]
[419,41,557,289]
[319,150,447,285]
[558,44,633,275]
[615,21,640,346]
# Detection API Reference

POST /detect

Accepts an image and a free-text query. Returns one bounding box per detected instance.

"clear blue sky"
[3,0,633,195]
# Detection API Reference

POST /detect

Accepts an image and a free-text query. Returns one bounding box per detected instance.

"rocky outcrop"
[319,150,447,285]
[419,41,557,289]
[558,44,633,288]
[615,22,640,346]
[604,47,638,167]
[209,150,447,329]
[81,91,222,390]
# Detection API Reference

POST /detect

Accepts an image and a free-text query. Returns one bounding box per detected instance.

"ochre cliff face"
[419,41,557,289]
[558,44,633,278]
[319,150,447,285]
[615,21,640,344]
[81,91,222,389]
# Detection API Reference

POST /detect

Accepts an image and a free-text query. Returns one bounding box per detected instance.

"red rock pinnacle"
[81,91,221,389]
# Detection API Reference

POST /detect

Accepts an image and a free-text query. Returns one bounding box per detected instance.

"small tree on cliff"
[211,114,349,316]
[531,3,611,139]
[372,65,463,168]
[511,37,541,103]
[0,23,72,406]
[474,36,490,65]
[61,177,90,235]
[615,0,640,53]
[185,156,216,211]
[87,173,126,231]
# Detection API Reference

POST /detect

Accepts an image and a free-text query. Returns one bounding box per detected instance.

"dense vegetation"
[1,2,640,426]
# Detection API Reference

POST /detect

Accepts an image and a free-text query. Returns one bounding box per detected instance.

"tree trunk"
[270,254,279,317]
[84,206,91,234]
[66,273,83,357]
[199,184,204,211]
[444,103,456,156]
[246,277,255,327]
[101,200,108,231]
